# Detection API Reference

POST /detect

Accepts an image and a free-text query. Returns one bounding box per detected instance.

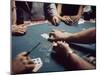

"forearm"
[77,5,84,16]
[57,15,63,21]
[56,4,64,20]
[65,28,96,43]
[67,52,95,70]
[11,0,17,25]
[12,8,17,25]
[57,4,62,15]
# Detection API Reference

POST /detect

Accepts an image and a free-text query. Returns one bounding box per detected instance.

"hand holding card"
[32,58,43,72]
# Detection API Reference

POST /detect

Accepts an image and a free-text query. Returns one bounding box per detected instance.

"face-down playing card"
[41,33,49,39]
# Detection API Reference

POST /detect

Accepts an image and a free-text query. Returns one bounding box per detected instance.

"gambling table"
[12,22,96,73]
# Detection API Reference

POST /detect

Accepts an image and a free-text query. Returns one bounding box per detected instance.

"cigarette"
[26,42,41,55]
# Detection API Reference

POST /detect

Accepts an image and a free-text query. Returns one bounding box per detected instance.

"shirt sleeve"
[46,3,57,17]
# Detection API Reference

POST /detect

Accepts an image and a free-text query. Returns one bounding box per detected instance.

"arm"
[11,0,17,25]
[67,52,95,70]
[70,5,84,23]
[68,27,96,43]
[49,28,96,44]
[55,41,95,70]
[57,4,62,15]
[45,3,60,25]
[12,52,35,74]
[56,4,73,24]
[77,5,84,16]
[11,1,28,35]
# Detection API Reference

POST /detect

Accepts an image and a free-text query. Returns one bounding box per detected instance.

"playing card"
[32,58,43,72]
[41,33,49,39]
[78,18,85,24]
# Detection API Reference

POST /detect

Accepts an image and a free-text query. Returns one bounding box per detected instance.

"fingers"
[19,26,27,33]
[53,41,69,49]
[25,63,35,69]
[66,17,73,22]
[48,37,56,42]
[52,41,66,47]
[16,52,32,63]
[12,25,27,35]
[17,52,27,57]
[14,52,36,73]
[70,16,80,24]
[63,16,73,23]
[49,29,64,41]
[56,41,68,47]
[74,18,79,23]
[49,29,59,37]
[53,18,56,25]
[22,59,35,71]
[20,56,34,66]
[61,17,68,23]
[49,30,58,41]
[72,17,79,24]
[52,17,60,26]
[49,32,55,37]
[53,41,73,54]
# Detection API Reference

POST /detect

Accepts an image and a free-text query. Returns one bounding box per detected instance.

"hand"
[70,15,81,24]
[12,52,35,74]
[12,24,27,35]
[61,16,73,24]
[51,16,60,26]
[53,41,73,55]
[48,29,73,41]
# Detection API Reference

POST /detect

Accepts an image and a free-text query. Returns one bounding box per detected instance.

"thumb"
[48,36,56,42]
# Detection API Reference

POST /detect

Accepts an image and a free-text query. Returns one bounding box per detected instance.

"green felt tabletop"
[12,22,96,73]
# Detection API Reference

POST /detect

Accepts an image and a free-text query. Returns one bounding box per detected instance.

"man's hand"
[51,16,60,26]
[48,29,73,41]
[53,41,73,55]
[56,41,73,54]
[53,41,95,70]
[61,16,73,25]
[70,15,81,24]
[12,24,27,35]
[12,52,35,74]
